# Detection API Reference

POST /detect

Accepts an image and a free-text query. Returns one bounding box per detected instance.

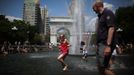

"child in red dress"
[57,34,70,71]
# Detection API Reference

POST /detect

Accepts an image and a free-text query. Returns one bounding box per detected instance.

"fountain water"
[68,0,97,55]
[69,0,85,55]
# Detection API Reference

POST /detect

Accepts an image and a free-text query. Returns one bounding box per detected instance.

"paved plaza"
[0,50,134,75]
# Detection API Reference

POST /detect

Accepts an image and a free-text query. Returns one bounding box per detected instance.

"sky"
[0,0,133,18]
[0,0,134,31]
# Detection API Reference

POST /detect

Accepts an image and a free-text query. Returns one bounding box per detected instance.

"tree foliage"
[115,5,134,44]
[0,15,38,44]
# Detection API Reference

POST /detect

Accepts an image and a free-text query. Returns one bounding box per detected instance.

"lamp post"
[11,26,18,31]
[26,31,30,43]
[11,26,18,42]
[116,28,123,46]
[117,28,123,32]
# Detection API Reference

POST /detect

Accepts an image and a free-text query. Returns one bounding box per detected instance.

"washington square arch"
[49,17,73,46]
[49,16,77,55]
[49,0,96,55]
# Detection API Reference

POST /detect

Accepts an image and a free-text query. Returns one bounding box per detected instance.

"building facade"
[23,0,43,34]
[23,0,37,26]
[41,6,50,35]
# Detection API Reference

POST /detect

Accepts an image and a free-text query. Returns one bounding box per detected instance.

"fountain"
[68,0,97,55]
[68,0,85,55]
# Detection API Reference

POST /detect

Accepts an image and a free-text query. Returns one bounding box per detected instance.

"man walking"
[92,1,116,75]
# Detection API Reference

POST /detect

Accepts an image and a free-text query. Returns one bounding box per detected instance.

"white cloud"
[5,16,22,22]
[85,16,97,32]
[104,2,114,12]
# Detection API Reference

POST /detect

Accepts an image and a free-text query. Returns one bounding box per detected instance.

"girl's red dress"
[59,41,69,54]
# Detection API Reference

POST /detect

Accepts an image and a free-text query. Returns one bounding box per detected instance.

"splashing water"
[68,0,97,55]
[69,0,85,55]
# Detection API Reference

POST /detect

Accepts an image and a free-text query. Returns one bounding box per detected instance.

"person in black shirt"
[80,41,88,60]
[92,1,116,75]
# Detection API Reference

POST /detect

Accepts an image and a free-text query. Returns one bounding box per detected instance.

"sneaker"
[63,65,68,71]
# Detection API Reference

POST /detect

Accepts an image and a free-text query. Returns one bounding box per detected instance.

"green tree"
[0,15,37,44]
[33,33,43,45]
[115,5,134,44]
[0,15,11,43]
[0,15,47,45]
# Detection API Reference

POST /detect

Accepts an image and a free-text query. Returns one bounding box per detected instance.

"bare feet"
[63,65,68,71]
[105,68,115,75]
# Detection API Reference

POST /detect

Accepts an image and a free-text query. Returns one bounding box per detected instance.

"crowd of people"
[0,41,43,55]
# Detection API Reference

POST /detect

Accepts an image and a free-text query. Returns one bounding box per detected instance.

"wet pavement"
[0,50,134,75]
